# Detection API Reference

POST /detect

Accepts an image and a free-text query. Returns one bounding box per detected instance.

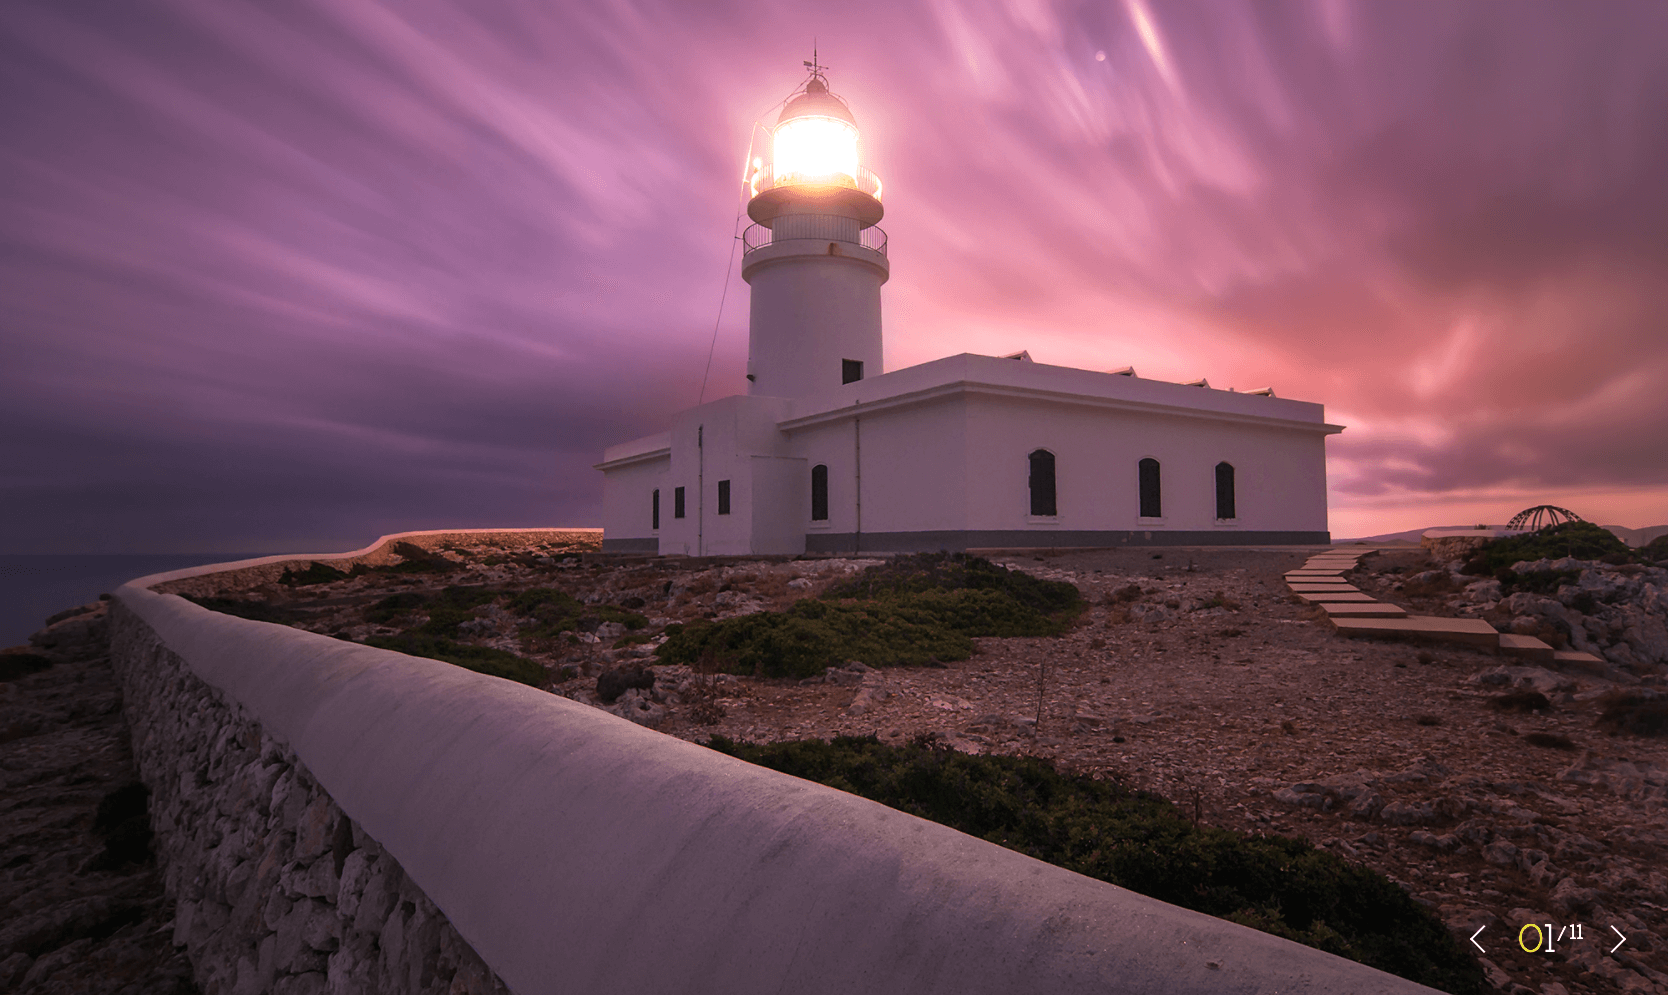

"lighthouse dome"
[777,77,857,127]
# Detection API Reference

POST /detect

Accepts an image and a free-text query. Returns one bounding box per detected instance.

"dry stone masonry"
[109,603,506,995]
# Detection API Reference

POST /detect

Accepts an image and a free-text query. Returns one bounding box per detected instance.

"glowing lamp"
[748,75,883,228]
[772,114,858,187]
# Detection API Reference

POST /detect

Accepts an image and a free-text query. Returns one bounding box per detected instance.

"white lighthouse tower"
[741,67,888,399]
[596,62,1341,556]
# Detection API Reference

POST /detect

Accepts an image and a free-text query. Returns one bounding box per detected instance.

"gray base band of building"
[806,529,1331,553]
[601,537,659,553]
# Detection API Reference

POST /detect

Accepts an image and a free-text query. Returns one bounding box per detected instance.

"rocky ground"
[6,535,1668,994]
[0,602,198,994]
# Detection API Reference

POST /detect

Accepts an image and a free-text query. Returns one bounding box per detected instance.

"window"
[1138,458,1161,518]
[673,486,686,519]
[811,464,829,521]
[1028,449,1057,516]
[842,359,864,384]
[717,479,731,515]
[652,489,659,530]
[1215,462,1236,520]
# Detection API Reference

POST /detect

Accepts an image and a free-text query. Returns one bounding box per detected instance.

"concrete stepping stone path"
[1320,602,1408,619]
[1293,591,1379,603]
[1497,634,1556,664]
[1329,615,1502,647]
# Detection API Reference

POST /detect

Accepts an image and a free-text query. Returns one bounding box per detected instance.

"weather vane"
[803,45,829,83]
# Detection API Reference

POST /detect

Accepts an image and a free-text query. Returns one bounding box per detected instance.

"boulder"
[596,665,655,704]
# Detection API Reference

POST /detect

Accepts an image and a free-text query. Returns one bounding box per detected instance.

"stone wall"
[111,604,504,995]
[108,536,1448,995]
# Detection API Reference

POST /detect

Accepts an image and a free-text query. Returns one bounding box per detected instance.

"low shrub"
[1490,690,1551,713]
[279,562,351,586]
[183,596,300,625]
[657,598,974,678]
[363,632,545,687]
[508,588,646,639]
[375,541,465,575]
[656,554,1082,678]
[1464,522,1634,575]
[1494,567,1581,597]
[705,735,1483,994]
[1523,732,1576,749]
[823,552,1081,617]
[1594,691,1668,737]
[0,652,55,681]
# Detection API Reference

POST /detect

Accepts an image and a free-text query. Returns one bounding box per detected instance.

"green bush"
[364,632,545,687]
[656,555,1083,678]
[657,598,974,678]
[1466,521,1633,574]
[823,552,1081,617]
[707,736,1483,994]
[365,591,431,624]
[183,596,300,625]
[279,562,351,586]
[1643,533,1668,561]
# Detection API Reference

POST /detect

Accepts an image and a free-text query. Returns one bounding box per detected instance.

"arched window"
[1028,449,1057,516]
[811,464,829,521]
[1138,458,1161,518]
[1215,462,1236,520]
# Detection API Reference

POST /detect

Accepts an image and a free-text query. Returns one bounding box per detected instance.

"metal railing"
[742,217,888,257]
[749,164,883,202]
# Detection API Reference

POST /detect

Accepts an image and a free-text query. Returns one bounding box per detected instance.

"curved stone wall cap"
[1421,528,1524,539]
[116,527,601,590]
[113,584,1447,995]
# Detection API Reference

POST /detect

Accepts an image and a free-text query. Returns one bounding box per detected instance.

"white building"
[597,70,1341,555]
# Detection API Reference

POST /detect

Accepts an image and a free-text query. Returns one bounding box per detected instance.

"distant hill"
[1601,524,1668,548]
[1336,523,1668,547]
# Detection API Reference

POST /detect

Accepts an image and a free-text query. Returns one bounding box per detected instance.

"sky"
[3,0,1666,553]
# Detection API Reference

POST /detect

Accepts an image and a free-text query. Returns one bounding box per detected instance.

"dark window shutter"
[674,486,686,519]
[717,479,731,515]
[1028,450,1057,516]
[842,359,864,384]
[1215,462,1235,520]
[652,489,659,530]
[1139,458,1161,518]
[811,464,829,521]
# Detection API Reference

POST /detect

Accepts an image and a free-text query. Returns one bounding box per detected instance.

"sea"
[0,554,264,649]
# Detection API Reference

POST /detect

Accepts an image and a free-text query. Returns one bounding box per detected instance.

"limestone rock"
[596,665,654,704]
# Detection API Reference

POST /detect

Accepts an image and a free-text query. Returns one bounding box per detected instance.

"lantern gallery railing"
[742,218,888,257]
[748,164,883,203]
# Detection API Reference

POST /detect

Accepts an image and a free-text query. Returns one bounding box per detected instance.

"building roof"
[777,353,1343,435]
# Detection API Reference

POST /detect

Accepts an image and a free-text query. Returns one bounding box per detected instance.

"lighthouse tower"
[742,69,888,399]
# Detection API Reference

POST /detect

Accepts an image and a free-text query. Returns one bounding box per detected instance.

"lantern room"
[748,75,883,229]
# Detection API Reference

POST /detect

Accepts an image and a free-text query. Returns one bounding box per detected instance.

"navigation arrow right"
[1611,925,1627,954]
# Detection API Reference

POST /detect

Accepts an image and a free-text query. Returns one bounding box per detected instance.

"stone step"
[1330,615,1501,647]
[1285,570,1345,578]
[1320,602,1408,618]
[1553,649,1604,665]
[1498,634,1555,664]
[1294,591,1379,603]
[1305,557,1359,566]
[1287,583,1360,592]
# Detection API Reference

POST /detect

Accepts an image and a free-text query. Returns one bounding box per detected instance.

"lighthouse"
[596,62,1341,556]
[741,70,888,400]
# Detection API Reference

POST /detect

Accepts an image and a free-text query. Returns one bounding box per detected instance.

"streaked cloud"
[1,0,1664,551]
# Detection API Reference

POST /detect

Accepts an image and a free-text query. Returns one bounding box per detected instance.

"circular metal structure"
[1507,505,1584,531]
